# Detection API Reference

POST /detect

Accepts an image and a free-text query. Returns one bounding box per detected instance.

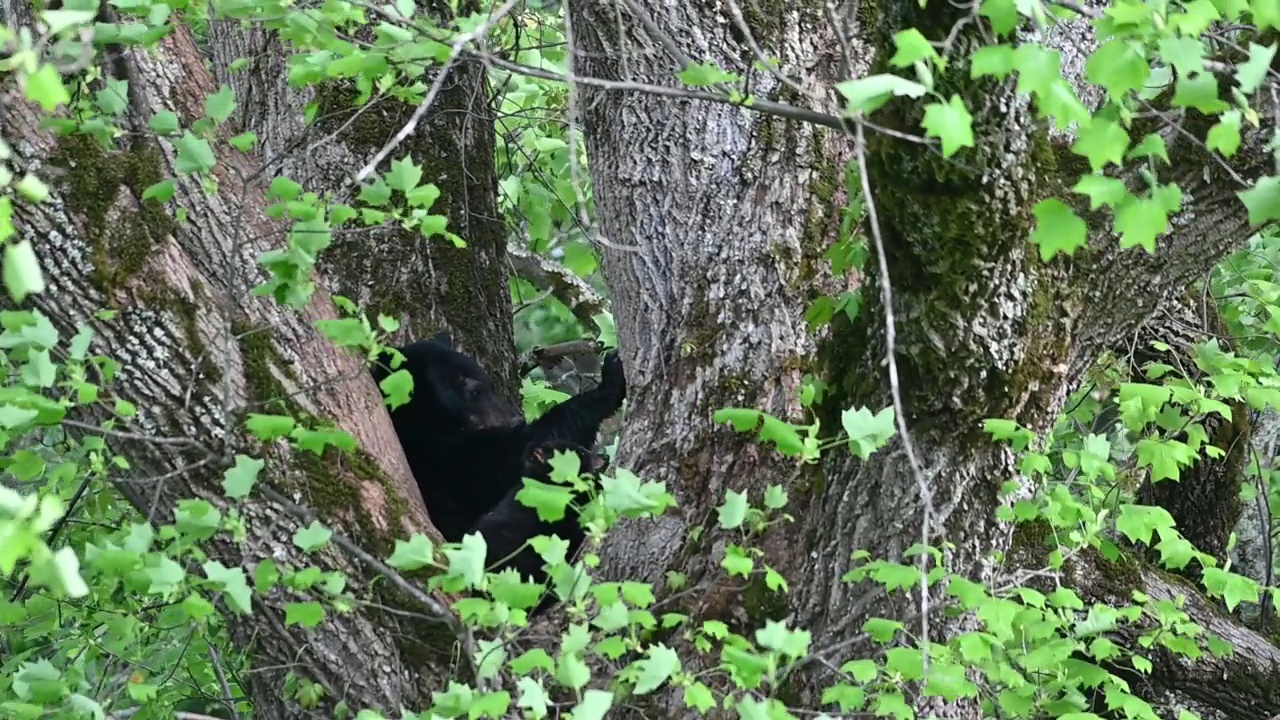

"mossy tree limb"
[569,0,1280,714]
[207,12,518,396]
[2,12,469,717]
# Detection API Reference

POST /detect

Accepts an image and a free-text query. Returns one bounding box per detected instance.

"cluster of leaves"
[833,0,1280,258]
[4,0,1280,715]
[0,308,250,718]
[708,287,1280,718]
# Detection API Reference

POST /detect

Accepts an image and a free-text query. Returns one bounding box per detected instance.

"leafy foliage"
[1,0,1279,717]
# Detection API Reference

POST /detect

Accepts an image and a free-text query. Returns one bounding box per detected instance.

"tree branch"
[507,245,606,327]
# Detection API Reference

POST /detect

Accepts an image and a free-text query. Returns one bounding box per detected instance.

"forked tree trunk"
[206,14,518,393]
[0,10,483,717]
[7,0,1280,714]
[570,0,1280,716]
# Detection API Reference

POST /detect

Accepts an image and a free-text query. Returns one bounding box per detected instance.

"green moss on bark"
[231,318,411,549]
[49,133,177,292]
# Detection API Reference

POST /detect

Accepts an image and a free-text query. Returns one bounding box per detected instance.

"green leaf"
[0,405,39,429]
[1115,503,1176,545]
[756,619,811,658]
[861,618,903,644]
[763,484,788,509]
[23,64,71,112]
[570,690,614,720]
[15,174,48,203]
[387,533,435,571]
[970,45,1016,78]
[444,532,488,588]
[717,489,749,529]
[293,521,332,552]
[836,74,928,115]
[1236,43,1277,93]
[721,545,753,578]
[1171,72,1230,113]
[1127,133,1169,163]
[1135,437,1195,481]
[1072,118,1129,171]
[889,29,939,68]
[1201,567,1260,610]
[142,179,175,202]
[1086,39,1150,98]
[633,644,681,694]
[245,413,296,441]
[174,132,216,174]
[1239,175,1280,225]
[418,214,450,242]
[1114,194,1172,253]
[93,79,129,116]
[254,559,280,593]
[842,658,880,682]
[229,132,257,151]
[884,646,925,680]
[1158,36,1206,76]
[145,556,186,594]
[50,547,89,598]
[513,477,575,522]
[979,0,1019,34]
[1170,0,1223,33]
[921,95,975,158]
[677,62,739,87]
[149,110,180,135]
[714,407,762,432]
[358,180,392,206]
[202,562,252,614]
[1029,198,1088,261]
[1207,110,1243,156]
[683,682,717,712]
[284,601,325,627]
[1257,0,1280,31]
[221,454,263,499]
[385,157,423,193]
[1072,174,1129,209]
[405,183,440,209]
[3,241,46,303]
[841,405,896,459]
[40,8,96,34]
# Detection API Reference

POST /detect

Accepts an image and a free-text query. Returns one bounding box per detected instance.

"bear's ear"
[431,331,454,349]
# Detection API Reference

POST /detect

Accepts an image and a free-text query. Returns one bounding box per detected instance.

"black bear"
[372,332,626,543]
[468,439,609,613]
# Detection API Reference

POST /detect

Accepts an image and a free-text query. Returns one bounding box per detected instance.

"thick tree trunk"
[570,0,1280,717]
[0,12,474,718]
[568,0,857,591]
[206,15,518,393]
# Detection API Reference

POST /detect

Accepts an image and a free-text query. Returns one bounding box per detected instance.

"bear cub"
[470,439,610,612]
[372,332,625,563]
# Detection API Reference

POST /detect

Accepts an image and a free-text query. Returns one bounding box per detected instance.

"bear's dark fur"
[373,332,625,544]
[468,439,608,612]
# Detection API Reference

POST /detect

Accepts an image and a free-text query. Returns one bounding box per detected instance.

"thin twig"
[348,0,520,189]
[852,115,936,671]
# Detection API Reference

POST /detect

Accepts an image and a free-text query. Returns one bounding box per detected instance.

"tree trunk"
[1,12,478,717]
[570,0,1280,716]
[8,0,1280,714]
[206,12,518,393]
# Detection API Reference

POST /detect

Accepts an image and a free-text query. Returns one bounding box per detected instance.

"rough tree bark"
[206,7,518,393]
[0,8,486,717]
[7,0,1280,713]
[570,0,1280,717]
